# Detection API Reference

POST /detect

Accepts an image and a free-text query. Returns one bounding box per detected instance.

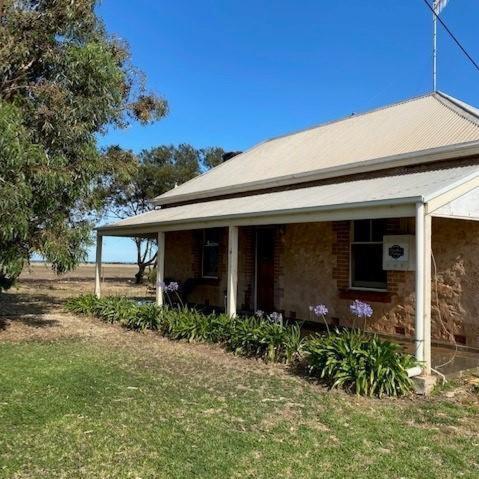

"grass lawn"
[1,336,479,478]
[1,265,479,478]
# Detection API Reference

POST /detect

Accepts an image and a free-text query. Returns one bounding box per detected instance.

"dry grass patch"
[1,267,479,478]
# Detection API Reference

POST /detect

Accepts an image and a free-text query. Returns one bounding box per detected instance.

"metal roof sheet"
[100,165,479,234]
[155,92,479,205]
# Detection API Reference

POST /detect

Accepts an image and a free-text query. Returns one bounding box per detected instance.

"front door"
[256,228,275,312]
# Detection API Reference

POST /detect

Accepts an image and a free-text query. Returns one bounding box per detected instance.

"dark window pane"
[353,219,371,242]
[204,228,219,245]
[371,219,386,242]
[202,245,218,277]
[257,229,274,262]
[351,244,387,289]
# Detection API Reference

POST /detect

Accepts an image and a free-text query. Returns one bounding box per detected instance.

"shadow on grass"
[0,291,62,331]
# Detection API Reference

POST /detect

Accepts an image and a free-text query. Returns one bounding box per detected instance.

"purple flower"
[255,310,264,318]
[350,300,373,319]
[312,304,328,317]
[165,281,179,292]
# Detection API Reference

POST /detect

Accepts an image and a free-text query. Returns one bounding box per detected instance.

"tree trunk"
[134,263,147,284]
[132,237,157,284]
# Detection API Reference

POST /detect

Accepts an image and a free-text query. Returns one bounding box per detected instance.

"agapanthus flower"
[350,300,373,318]
[312,304,328,317]
[165,281,179,292]
[255,310,264,318]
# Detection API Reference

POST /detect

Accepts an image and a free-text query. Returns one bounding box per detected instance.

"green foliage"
[67,297,416,397]
[127,303,162,331]
[66,295,303,365]
[65,293,99,316]
[227,316,302,363]
[305,329,416,397]
[0,0,167,290]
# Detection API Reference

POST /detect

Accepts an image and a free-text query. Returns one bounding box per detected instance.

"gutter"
[97,196,421,235]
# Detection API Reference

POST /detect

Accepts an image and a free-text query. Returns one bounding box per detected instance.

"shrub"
[66,295,416,397]
[305,329,416,397]
[164,307,214,342]
[127,303,163,331]
[93,297,139,324]
[227,316,303,363]
[66,294,145,327]
[65,293,99,315]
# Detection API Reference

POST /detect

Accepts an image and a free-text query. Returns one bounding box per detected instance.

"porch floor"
[402,341,479,378]
[302,322,479,378]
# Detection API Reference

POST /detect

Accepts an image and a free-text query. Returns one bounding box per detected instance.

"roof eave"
[152,140,479,207]
[98,196,421,236]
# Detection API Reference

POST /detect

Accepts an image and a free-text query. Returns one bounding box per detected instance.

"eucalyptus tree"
[0,0,167,290]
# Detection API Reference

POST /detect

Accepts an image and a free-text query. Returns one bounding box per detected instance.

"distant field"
[21,262,138,282]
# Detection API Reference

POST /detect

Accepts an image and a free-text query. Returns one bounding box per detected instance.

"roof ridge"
[264,91,434,144]
[434,91,479,128]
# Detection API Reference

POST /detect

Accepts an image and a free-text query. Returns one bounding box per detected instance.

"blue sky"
[93,0,479,262]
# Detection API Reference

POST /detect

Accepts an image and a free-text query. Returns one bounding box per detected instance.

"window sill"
[338,288,392,303]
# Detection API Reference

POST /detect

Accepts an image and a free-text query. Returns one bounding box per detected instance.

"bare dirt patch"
[0,263,148,342]
[0,263,295,381]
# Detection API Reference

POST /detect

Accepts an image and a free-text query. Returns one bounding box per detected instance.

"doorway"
[255,228,275,312]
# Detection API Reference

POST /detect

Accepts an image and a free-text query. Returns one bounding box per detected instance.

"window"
[202,229,220,278]
[351,219,387,290]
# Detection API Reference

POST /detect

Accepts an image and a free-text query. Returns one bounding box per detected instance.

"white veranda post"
[227,226,239,317]
[415,203,432,374]
[95,233,103,299]
[156,231,165,306]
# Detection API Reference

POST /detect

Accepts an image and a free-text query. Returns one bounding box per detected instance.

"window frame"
[349,220,387,292]
[201,229,220,279]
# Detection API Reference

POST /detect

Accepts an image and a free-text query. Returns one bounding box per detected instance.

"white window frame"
[349,220,387,292]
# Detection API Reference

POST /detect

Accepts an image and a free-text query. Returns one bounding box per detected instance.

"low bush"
[66,295,416,396]
[65,293,98,315]
[227,316,303,363]
[305,329,416,397]
[66,295,303,364]
[127,303,162,331]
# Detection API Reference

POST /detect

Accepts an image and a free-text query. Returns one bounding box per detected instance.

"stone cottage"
[97,92,479,377]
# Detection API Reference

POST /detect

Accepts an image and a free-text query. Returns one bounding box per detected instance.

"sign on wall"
[382,235,416,271]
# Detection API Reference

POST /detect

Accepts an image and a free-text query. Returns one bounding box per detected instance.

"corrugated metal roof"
[100,165,479,233]
[155,92,479,205]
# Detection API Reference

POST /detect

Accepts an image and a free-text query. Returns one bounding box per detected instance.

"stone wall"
[165,218,479,348]
[164,227,255,312]
[277,218,479,348]
[431,218,479,347]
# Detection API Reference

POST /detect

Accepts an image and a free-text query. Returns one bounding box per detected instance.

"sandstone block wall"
[164,217,479,348]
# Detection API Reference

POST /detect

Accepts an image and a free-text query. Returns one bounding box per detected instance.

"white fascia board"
[97,198,418,237]
[424,169,479,214]
[152,141,479,206]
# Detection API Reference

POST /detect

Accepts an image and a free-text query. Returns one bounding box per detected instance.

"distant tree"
[0,0,167,290]
[200,147,226,170]
[104,145,225,283]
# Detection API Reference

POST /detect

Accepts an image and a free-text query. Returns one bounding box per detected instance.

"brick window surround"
[332,219,412,303]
